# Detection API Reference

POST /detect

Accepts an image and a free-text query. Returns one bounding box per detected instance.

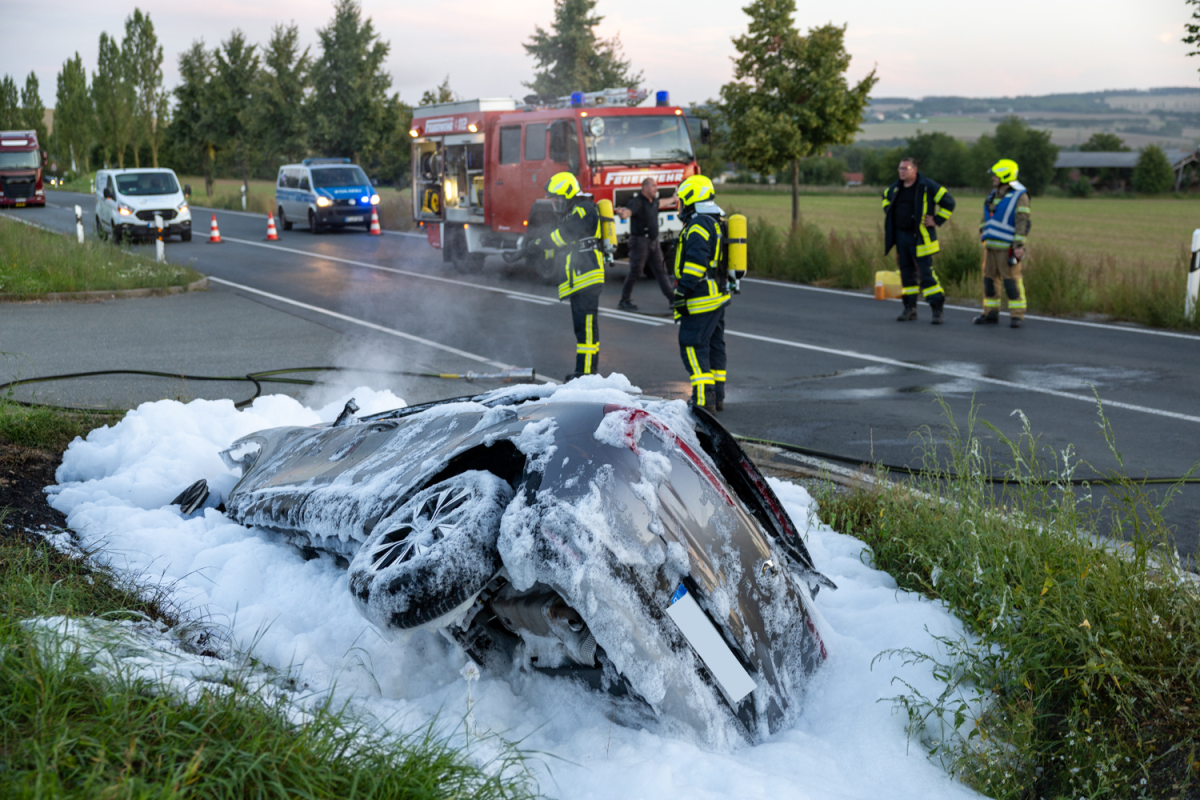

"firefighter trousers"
[678,306,726,407]
[895,243,945,309]
[981,248,1026,320]
[570,285,602,375]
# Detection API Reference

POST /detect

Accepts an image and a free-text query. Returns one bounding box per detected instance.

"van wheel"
[95,215,108,241]
[278,207,292,231]
[308,210,321,234]
[180,230,192,242]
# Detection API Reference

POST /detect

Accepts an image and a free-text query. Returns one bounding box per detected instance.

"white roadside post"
[240,184,246,211]
[1189,229,1200,322]
[154,213,165,263]
[74,205,84,243]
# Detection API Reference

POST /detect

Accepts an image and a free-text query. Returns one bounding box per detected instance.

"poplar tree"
[308,0,394,163]
[93,32,136,168]
[0,76,19,129]
[523,0,641,99]
[253,23,311,166]
[172,41,220,197]
[56,54,94,175]
[213,30,260,196]
[122,9,168,167]
[20,73,48,151]
[721,0,876,228]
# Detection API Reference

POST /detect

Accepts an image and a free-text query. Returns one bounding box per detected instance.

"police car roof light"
[302,158,352,166]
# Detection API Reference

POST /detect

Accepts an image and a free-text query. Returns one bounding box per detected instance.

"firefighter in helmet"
[672,174,730,411]
[533,172,606,380]
[976,159,1031,328]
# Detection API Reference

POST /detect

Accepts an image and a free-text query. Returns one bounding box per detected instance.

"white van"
[275,158,378,233]
[94,168,192,242]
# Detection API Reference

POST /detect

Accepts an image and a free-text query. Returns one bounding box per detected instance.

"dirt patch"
[0,441,67,541]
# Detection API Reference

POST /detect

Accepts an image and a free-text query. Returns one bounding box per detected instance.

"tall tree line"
[0,72,50,153]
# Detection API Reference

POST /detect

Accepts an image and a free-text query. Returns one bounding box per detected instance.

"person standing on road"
[976,159,1031,328]
[615,177,674,312]
[534,172,606,380]
[671,175,730,411]
[882,157,956,324]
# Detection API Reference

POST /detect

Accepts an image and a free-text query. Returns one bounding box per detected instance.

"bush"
[1067,178,1094,198]
[1132,145,1175,194]
[745,215,886,288]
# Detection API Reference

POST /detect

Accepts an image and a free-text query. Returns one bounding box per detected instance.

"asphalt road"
[11,191,1200,563]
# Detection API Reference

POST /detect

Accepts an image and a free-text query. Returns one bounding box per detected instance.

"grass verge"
[0,217,202,298]
[812,400,1200,799]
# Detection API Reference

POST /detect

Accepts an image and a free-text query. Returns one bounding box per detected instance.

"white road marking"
[726,329,1200,424]
[742,277,1200,342]
[508,295,555,305]
[207,276,555,382]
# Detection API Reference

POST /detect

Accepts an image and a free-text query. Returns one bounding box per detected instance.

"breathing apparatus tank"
[727,213,747,293]
[596,198,617,248]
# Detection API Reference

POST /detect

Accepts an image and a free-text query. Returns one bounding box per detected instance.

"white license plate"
[345,215,364,223]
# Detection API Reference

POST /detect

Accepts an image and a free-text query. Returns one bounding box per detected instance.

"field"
[856,115,1198,149]
[722,191,1198,272]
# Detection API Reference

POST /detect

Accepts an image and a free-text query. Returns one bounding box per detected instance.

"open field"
[723,191,1199,270]
[857,116,1197,149]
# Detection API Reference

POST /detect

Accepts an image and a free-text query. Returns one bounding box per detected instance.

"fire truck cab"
[409,88,703,277]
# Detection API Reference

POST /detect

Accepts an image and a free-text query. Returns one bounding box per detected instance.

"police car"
[275,158,379,233]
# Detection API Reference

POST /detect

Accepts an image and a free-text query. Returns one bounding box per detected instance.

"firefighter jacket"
[980,182,1031,250]
[882,174,956,257]
[547,197,605,299]
[672,211,729,319]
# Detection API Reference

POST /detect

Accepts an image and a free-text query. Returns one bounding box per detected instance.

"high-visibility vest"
[980,181,1027,245]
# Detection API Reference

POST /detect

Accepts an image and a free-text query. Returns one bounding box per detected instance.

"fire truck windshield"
[0,151,41,169]
[586,115,693,165]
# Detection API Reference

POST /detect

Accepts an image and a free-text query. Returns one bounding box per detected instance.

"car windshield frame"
[585,115,694,166]
[0,151,42,169]
[115,172,180,196]
[311,166,370,188]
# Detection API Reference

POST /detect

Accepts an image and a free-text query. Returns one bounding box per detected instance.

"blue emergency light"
[570,91,584,107]
[656,91,670,107]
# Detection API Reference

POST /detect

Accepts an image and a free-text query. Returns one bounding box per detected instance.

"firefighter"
[532,172,606,380]
[671,174,730,411]
[976,159,1031,328]
[882,157,956,324]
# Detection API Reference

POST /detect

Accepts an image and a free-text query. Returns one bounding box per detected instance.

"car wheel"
[112,224,124,244]
[279,206,292,231]
[308,209,321,233]
[95,215,108,241]
[348,471,513,630]
[180,230,192,242]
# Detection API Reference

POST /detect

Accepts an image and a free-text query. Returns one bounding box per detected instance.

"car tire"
[180,230,192,242]
[348,471,513,630]
[308,209,321,234]
[279,206,292,231]
[95,215,108,241]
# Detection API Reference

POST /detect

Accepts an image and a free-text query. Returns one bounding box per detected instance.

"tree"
[252,23,311,166]
[171,41,220,197]
[93,32,136,168]
[1132,145,1175,193]
[904,130,969,187]
[122,9,167,167]
[1185,0,1200,62]
[0,75,19,129]
[56,54,94,175]
[20,72,48,152]
[1080,132,1128,152]
[309,0,395,163]
[721,0,876,228]
[213,30,260,195]
[420,75,457,106]
[523,0,641,99]
[974,116,1057,195]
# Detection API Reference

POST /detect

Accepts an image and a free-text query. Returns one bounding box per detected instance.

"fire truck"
[0,130,46,208]
[408,88,708,279]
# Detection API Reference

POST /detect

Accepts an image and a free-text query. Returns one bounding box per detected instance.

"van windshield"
[0,150,41,169]
[311,167,369,188]
[116,172,180,196]
[586,115,693,165]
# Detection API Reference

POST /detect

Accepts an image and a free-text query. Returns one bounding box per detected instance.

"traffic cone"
[369,206,382,236]
[265,212,279,241]
[207,214,222,244]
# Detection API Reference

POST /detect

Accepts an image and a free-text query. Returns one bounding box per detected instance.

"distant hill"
[868,88,1200,116]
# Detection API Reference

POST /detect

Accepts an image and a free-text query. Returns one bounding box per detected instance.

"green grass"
[0,218,203,298]
[0,398,123,451]
[812,400,1200,799]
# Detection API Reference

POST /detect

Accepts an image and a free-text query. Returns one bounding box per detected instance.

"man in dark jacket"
[882,158,956,324]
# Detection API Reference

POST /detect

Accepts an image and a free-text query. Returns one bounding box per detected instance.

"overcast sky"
[2,0,1197,109]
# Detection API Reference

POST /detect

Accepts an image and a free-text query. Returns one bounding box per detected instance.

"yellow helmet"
[677,174,716,207]
[990,159,1019,184]
[546,172,581,200]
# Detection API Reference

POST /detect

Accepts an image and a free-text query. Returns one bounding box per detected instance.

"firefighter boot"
[974,311,999,325]
[931,302,945,325]
[896,298,918,322]
[1010,317,1023,329]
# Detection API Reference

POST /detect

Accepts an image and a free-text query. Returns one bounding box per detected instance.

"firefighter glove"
[671,290,690,316]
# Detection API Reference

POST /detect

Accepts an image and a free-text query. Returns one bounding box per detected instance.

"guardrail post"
[154,213,165,263]
[1189,229,1200,322]
[240,184,246,211]
[74,205,84,243]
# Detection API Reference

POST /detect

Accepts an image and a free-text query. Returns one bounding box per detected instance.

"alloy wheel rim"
[367,485,473,573]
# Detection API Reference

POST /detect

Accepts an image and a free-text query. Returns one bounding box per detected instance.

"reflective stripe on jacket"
[673,213,729,316]
[980,181,1029,248]
[549,199,605,298]
[882,174,956,257]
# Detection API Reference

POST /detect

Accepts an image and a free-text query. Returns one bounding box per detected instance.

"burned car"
[197,383,834,744]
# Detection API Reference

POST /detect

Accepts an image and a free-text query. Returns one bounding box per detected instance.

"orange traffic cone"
[208,214,222,244]
[266,212,279,241]
[369,206,382,236]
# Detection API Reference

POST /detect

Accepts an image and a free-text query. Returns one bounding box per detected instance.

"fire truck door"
[413,140,444,222]
[488,124,525,232]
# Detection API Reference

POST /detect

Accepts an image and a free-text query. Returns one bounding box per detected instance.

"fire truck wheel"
[448,228,485,273]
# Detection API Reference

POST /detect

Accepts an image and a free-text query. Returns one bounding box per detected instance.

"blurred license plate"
[345,215,364,222]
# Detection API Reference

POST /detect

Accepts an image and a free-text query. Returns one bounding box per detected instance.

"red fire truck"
[0,130,46,208]
[408,88,707,279]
